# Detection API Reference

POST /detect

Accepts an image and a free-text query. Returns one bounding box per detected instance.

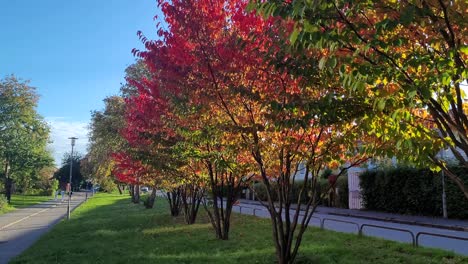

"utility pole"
[67,137,78,220]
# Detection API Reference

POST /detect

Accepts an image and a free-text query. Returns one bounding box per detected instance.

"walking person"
[60,189,65,202]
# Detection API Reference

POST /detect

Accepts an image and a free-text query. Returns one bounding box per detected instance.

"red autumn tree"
[130,1,372,263]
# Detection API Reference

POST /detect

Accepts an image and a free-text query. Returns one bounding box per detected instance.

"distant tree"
[35,165,58,195]
[86,62,150,194]
[0,75,53,202]
[120,60,148,98]
[54,152,84,191]
[87,96,127,192]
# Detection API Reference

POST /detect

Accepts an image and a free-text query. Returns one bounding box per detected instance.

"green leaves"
[376,99,386,111]
[0,75,52,189]
[460,45,468,55]
[399,5,415,25]
[290,27,300,45]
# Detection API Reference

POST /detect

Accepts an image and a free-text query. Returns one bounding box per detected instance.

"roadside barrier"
[415,232,468,247]
[359,223,415,246]
[321,218,360,234]
[233,204,468,251]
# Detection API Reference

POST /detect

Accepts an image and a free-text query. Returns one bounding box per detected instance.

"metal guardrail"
[321,218,360,233]
[360,223,415,246]
[234,204,468,250]
[415,232,468,247]
[236,205,259,216]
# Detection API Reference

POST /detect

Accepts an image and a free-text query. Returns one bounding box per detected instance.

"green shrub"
[24,188,55,196]
[336,176,349,208]
[288,181,308,203]
[99,177,117,193]
[216,184,243,198]
[253,182,278,201]
[317,179,329,205]
[253,181,310,202]
[442,166,468,219]
[0,195,8,210]
[141,194,151,208]
[316,176,349,208]
[24,189,42,195]
[360,166,468,219]
[253,179,345,207]
[49,179,59,195]
[27,179,60,196]
[320,168,333,179]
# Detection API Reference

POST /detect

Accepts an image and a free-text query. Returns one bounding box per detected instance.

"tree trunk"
[133,184,140,203]
[443,167,468,200]
[5,179,12,204]
[166,188,182,216]
[129,184,135,200]
[117,184,123,195]
[181,184,204,224]
[144,188,157,209]
[431,158,468,200]
[203,163,242,240]
[3,160,12,203]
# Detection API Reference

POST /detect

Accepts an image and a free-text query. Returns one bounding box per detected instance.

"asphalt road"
[233,202,468,256]
[0,192,86,264]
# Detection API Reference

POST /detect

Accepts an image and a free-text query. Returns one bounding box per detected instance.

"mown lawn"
[12,193,468,264]
[0,194,52,215]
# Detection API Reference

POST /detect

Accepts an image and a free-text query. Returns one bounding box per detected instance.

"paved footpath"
[0,192,86,264]
[234,199,468,256]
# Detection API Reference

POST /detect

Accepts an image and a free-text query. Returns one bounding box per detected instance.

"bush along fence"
[251,176,350,209]
[360,166,468,219]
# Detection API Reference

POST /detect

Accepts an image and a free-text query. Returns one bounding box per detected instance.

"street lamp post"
[442,170,448,218]
[441,149,448,219]
[67,137,78,220]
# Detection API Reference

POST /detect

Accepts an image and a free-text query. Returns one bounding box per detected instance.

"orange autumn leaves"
[117,0,376,189]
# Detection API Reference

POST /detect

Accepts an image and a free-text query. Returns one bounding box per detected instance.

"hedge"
[360,166,468,219]
[253,176,349,209]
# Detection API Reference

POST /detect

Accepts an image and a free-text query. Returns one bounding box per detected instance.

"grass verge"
[12,193,468,264]
[0,194,52,215]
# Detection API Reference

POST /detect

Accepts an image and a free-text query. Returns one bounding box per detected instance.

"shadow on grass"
[10,193,467,264]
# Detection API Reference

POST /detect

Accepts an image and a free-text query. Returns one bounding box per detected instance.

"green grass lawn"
[0,194,52,215]
[11,193,468,264]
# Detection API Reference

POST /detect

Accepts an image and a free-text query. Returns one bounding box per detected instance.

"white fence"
[347,167,365,209]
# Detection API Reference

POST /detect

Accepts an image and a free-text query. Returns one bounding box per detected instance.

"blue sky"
[0,0,161,165]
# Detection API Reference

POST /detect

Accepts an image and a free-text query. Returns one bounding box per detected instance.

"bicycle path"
[0,193,86,264]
